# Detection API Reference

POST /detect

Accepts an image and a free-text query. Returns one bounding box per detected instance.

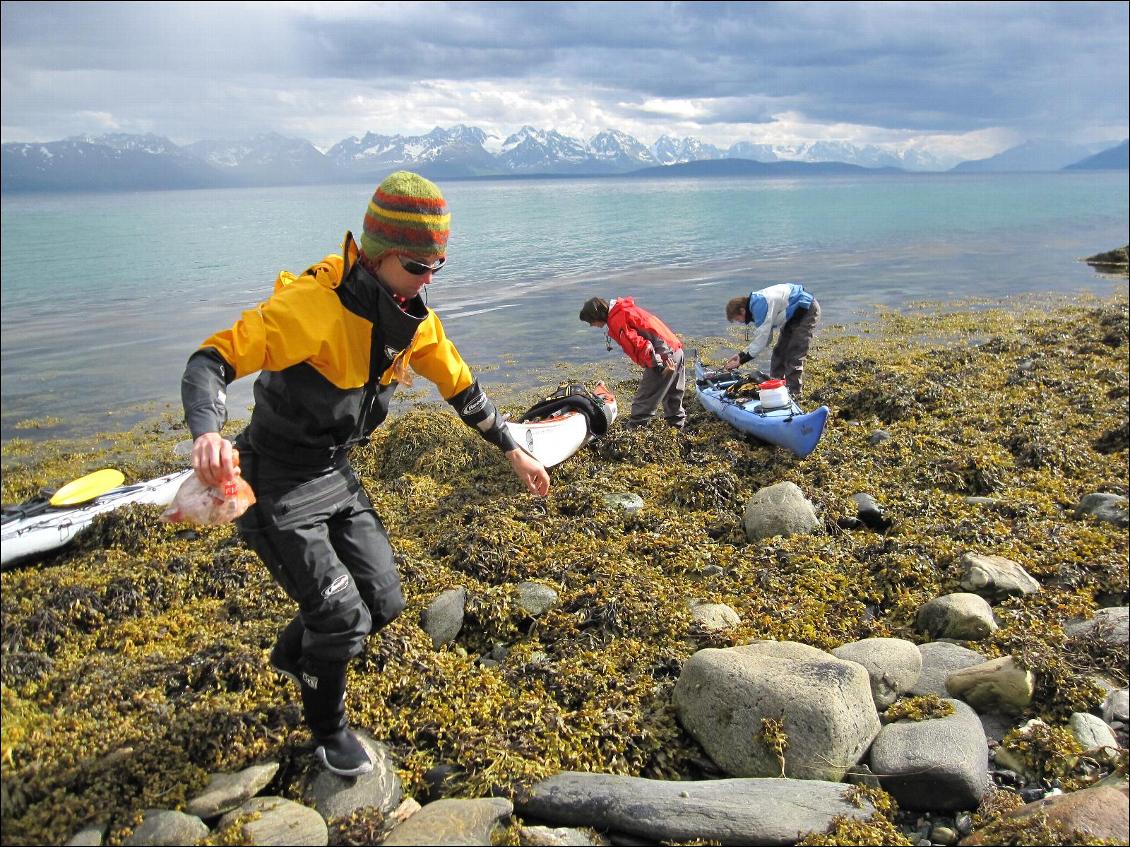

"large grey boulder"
[122,810,209,846]
[517,772,877,847]
[868,699,989,811]
[742,482,821,541]
[217,796,327,846]
[672,642,880,781]
[909,642,985,697]
[381,797,513,846]
[915,593,997,641]
[831,637,922,709]
[304,732,402,821]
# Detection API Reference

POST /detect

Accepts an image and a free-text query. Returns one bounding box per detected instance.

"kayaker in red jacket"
[579,296,686,429]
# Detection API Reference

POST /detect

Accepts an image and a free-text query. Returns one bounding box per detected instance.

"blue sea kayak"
[694,358,829,458]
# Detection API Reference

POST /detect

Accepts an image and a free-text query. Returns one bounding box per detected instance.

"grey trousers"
[629,348,687,428]
[237,451,406,665]
[771,300,820,398]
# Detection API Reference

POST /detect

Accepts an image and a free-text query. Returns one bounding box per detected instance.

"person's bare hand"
[506,448,550,496]
[192,433,240,487]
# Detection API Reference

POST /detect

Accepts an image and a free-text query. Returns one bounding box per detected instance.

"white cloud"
[1,1,1125,159]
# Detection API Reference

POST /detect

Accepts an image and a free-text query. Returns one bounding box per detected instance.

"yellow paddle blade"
[49,469,126,506]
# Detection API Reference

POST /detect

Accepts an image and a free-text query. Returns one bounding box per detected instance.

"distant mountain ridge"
[1064,139,1130,171]
[950,139,1119,172]
[2,128,1126,192]
[627,158,896,178]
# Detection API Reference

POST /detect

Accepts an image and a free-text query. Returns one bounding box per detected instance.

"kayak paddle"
[1,468,126,524]
[49,469,126,506]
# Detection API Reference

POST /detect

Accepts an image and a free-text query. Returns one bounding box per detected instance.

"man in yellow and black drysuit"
[181,171,549,777]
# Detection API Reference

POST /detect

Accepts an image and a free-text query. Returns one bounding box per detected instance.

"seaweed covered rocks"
[1,293,1127,846]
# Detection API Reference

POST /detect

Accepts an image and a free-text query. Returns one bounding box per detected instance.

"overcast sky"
[2,1,1127,162]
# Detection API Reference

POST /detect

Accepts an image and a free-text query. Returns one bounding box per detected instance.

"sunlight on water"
[2,172,1126,441]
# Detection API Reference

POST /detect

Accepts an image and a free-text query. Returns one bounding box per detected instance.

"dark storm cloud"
[1,1,1126,146]
[287,1,1128,133]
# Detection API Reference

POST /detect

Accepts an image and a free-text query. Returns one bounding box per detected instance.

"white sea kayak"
[505,382,618,468]
[1,469,192,569]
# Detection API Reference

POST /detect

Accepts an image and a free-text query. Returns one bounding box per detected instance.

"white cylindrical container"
[757,378,791,409]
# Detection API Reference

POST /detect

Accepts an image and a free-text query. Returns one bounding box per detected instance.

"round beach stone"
[304,732,402,821]
[186,762,279,819]
[915,593,997,641]
[961,783,1130,845]
[831,637,922,709]
[689,601,741,632]
[122,810,209,846]
[908,642,985,697]
[517,581,559,616]
[602,492,644,514]
[1065,606,1128,651]
[958,552,1040,598]
[218,796,327,846]
[743,482,821,541]
[1103,687,1129,724]
[945,656,1035,715]
[868,698,989,811]
[382,797,513,846]
[421,587,467,648]
[1074,493,1129,528]
[1069,711,1119,752]
[65,824,107,846]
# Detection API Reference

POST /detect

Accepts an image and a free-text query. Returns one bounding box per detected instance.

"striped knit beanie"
[359,171,450,265]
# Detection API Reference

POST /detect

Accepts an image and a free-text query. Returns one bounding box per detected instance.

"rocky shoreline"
[1,292,1127,846]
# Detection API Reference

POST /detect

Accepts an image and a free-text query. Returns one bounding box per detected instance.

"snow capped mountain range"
[2,126,1125,192]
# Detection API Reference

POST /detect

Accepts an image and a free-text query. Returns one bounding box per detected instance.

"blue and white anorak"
[742,283,814,360]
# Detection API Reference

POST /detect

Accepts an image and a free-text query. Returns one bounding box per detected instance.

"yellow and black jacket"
[182,233,517,466]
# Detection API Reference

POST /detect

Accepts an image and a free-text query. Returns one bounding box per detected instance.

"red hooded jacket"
[606,297,683,369]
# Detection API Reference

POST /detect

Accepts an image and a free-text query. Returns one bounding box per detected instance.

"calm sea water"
[2,172,1127,444]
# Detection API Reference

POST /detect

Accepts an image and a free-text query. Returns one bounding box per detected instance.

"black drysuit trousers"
[236,449,406,667]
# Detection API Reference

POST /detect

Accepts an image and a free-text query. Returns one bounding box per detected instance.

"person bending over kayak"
[580,296,686,430]
[181,171,549,777]
[724,283,821,399]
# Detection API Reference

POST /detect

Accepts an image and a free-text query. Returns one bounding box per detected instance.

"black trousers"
[236,450,406,665]
[771,299,821,398]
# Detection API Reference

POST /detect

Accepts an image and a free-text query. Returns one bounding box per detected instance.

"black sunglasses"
[398,255,446,276]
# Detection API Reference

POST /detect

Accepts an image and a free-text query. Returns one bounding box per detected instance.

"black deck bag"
[518,382,614,436]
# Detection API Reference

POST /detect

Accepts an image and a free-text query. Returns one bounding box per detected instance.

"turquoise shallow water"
[1,172,1127,443]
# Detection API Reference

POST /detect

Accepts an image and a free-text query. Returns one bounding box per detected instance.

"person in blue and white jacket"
[723,283,821,398]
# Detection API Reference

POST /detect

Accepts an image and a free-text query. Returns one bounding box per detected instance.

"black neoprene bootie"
[314,727,373,777]
[299,658,373,777]
[269,615,304,686]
